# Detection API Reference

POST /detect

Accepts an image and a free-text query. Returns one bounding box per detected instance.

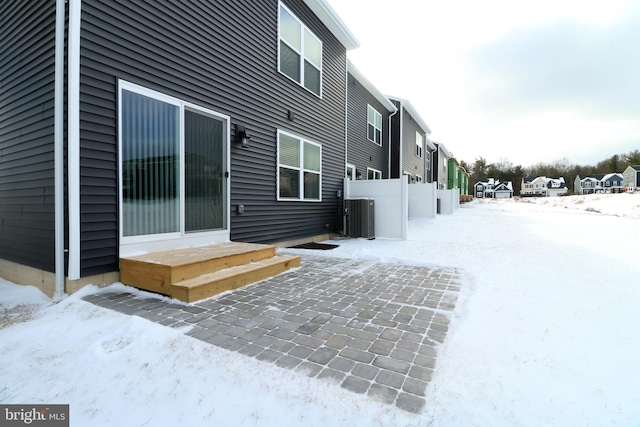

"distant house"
[447,158,459,190]
[601,173,624,193]
[622,165,640,192]
[493,182,514,199]
[521,176,567,197]
[574,173,623,194]
[345,61,397,181]
[546,177,569,197]
[388,97,435,184]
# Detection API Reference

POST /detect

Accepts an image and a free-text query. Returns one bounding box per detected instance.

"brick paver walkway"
[83,255,462,413]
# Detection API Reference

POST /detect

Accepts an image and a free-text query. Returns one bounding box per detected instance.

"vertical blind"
[121,90,180,237]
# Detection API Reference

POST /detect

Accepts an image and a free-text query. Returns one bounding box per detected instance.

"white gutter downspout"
[68,0,81,280]
[387,105,398,179]
[53,0,65,300]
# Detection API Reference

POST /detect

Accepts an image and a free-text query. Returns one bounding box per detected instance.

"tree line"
[460,149,640,195]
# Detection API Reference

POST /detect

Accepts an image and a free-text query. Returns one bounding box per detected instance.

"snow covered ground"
[1,193,638,426]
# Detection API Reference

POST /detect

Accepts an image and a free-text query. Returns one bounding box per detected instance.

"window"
[346,163,355,180]
[425,148,431,171]
[367,105,382,145]
[278,130,321,201]
[279,3,322,96]
[416,175,423,183]
[367,167,382,180]
[415,132,423,158]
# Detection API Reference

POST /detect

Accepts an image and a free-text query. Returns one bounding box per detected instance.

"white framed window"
[425,149,431,171]
[367,105,382,145]
[416,175,423,183]
[415,132,423,158]
[346,163,356,180]
[278,2,322,97]
[367,167,382,180]
[277,130,322,201]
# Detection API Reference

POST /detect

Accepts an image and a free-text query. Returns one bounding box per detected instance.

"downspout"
[387,105,398,179]
[67,0,81,280]
[53,0,65,300]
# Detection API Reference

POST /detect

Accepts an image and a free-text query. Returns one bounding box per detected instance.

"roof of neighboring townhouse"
[628,165,640,171]
[386,96,434,149]
[304,0,360,50]
[523,176,534,183]
[347,60,397,114]
[589,174,605,180]
[433,142,451,158]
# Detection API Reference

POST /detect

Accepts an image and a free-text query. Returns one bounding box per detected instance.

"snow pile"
[1,197,639,426]
[0,279,52,328]
[523,192,640,219]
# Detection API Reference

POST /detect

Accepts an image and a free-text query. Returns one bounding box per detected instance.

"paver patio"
[83,254,462,413]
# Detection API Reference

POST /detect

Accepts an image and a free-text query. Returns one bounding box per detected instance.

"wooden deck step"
[120,242,277,296]
[171,254,300,303]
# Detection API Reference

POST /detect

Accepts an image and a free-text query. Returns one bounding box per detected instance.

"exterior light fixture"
[236,124,250,148]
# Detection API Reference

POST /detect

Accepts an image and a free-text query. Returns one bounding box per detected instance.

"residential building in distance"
[622,165,640,192]
[574,173,624,194]
[521,176,568,197]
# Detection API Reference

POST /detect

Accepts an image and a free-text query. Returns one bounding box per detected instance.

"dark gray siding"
[0,0,57,272]
[390,100,401,179]
[79,0,348,275]
[346,73,389,179]
[400,107,427,182]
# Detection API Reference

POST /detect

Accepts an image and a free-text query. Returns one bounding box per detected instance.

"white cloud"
[328,0,640,167]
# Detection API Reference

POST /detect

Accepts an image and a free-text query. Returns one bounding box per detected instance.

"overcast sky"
[327,0,640,168]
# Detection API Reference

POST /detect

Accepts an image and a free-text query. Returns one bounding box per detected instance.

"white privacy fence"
[343,180,441,240]
[437,188,460,215]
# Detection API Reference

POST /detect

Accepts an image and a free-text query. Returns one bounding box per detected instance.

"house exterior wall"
[400,108,427,182]
[74,0,350,276]
[346,73,390,179]
[436,147,448,188]
[447,158,458,189]
[622,166,640,190]
[0,0,57,274]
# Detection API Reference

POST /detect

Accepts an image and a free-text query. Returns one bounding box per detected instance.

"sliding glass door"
[119,82,228,247]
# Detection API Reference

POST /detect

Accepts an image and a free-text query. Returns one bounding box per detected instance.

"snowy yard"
[1,193,639,426]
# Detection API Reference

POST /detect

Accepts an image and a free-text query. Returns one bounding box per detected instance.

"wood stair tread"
[173,254,300,289]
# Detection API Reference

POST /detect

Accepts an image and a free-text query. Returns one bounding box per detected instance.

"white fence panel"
[408,182,437,218]
[344,179,408,239]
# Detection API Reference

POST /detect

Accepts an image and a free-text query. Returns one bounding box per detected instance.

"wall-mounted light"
[236,124,251,148]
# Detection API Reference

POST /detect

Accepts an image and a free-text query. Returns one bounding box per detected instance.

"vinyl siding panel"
[346,73,389,179]
[0,0,56,272]
[78,0,347,275]
[401,107,428,182]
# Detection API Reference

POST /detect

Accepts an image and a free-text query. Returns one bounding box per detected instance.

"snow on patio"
[1,193,639,426]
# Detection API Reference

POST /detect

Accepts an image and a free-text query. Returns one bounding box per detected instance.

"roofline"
[432,141,451,158]
[303,0,360,50]
[347,60,397,113]
[387,95,433,146]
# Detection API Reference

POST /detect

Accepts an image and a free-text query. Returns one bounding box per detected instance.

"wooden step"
[119,242,277,296]
[171,254,301,303]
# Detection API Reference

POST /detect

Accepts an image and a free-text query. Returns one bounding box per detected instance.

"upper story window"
[367,105,382,145]
[415,132,423,158]
[279,3,322,97]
